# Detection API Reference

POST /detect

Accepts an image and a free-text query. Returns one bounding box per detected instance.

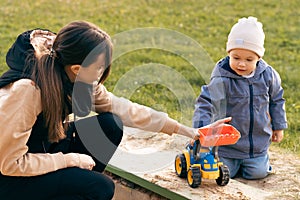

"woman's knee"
[77,170,115,200]
[96,112,123,145]
[91,174,115,200]
[103,176,115,199]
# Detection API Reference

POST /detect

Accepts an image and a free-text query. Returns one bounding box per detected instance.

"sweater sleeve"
[93,84,179,135]
[0,79,67,176]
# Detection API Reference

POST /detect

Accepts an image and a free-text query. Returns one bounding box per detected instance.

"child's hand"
[272,130,284,142]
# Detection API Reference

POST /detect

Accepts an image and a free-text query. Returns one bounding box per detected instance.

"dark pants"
[0,112,123,200]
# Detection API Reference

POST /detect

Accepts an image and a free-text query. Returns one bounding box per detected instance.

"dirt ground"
[109,127,300,200]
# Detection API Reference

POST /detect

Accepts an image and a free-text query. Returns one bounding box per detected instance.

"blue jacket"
[192,56,288,159]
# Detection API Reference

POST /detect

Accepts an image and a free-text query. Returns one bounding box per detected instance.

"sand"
[109,127,300,200]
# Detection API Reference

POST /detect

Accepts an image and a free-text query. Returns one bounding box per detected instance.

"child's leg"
[241,154,270,179]
[219,157,242,178]
[0,167,114,200]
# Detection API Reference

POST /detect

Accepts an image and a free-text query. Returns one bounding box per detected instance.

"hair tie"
[49,48,56,58]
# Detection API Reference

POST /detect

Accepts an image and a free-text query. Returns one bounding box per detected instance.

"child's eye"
[247,59,253,62]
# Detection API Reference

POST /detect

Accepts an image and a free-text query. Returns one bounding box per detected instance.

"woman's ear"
[64,64,81,82]
[70,64,81,75]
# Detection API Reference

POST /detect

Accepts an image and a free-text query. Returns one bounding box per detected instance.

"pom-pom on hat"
[226,16,265,57]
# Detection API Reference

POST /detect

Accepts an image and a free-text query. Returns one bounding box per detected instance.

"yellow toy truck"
[175,124,240,188]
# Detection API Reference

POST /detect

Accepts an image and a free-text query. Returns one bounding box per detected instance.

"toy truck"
[175,124,240,188]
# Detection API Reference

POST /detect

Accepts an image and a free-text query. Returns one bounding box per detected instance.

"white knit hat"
[226,16,265,57]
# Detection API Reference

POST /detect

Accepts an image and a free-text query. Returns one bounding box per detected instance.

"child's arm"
[268,68,288,130]
[192,77,227,128]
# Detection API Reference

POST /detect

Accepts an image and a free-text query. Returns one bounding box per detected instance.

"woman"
[0,21,230,200]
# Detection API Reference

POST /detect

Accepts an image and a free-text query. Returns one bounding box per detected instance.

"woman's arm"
[0,79,67,176]
[93,84,197,138]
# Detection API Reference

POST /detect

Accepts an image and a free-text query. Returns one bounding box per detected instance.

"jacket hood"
[0,29,92,118]
[211,56,268,80]
[6,30,34,72]
[0,30,35,88]
[0,29,55,88]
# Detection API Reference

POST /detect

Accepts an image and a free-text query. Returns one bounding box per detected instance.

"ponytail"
[33,53,66,142]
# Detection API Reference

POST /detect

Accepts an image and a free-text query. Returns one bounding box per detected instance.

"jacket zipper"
[249,84,254,158]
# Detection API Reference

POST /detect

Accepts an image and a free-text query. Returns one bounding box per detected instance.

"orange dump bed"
[198,124,240,147]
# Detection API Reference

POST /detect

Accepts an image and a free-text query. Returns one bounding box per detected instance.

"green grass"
[0,0,299,155]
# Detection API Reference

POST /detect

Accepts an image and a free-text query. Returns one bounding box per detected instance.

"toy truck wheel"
[187,167,201,188]
[175,154,187,178]
[216,165,230,186]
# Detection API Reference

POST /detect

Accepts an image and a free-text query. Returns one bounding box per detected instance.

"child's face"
[228,49,260,76]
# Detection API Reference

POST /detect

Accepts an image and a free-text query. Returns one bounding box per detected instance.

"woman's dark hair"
[32,21,112,142]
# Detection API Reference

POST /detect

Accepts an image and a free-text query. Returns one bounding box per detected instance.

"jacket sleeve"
[268,69,288,130]
[0,79,67,176]
[93,84,179,135]
[192,77,227,128]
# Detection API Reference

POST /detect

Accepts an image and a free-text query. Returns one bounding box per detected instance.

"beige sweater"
[0,79,180,176]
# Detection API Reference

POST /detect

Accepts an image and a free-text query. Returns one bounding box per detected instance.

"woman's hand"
[64,153,96,170]
[205,117,232,128]
[189,117,232,145]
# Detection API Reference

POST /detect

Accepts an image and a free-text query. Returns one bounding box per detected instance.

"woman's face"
[77,53,106,84]
[65,53,107,84]
[228,49,260,76]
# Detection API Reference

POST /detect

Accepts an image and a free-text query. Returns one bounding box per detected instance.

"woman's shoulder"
[11,79,39,90]
[0,79,42,113]
[1,79,40,95]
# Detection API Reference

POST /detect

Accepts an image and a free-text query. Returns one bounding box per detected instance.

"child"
[192,16,287,180]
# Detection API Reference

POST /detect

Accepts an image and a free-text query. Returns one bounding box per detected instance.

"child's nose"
[238,61,246,67]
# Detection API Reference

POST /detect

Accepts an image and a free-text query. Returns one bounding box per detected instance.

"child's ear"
[70,64,81,75]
